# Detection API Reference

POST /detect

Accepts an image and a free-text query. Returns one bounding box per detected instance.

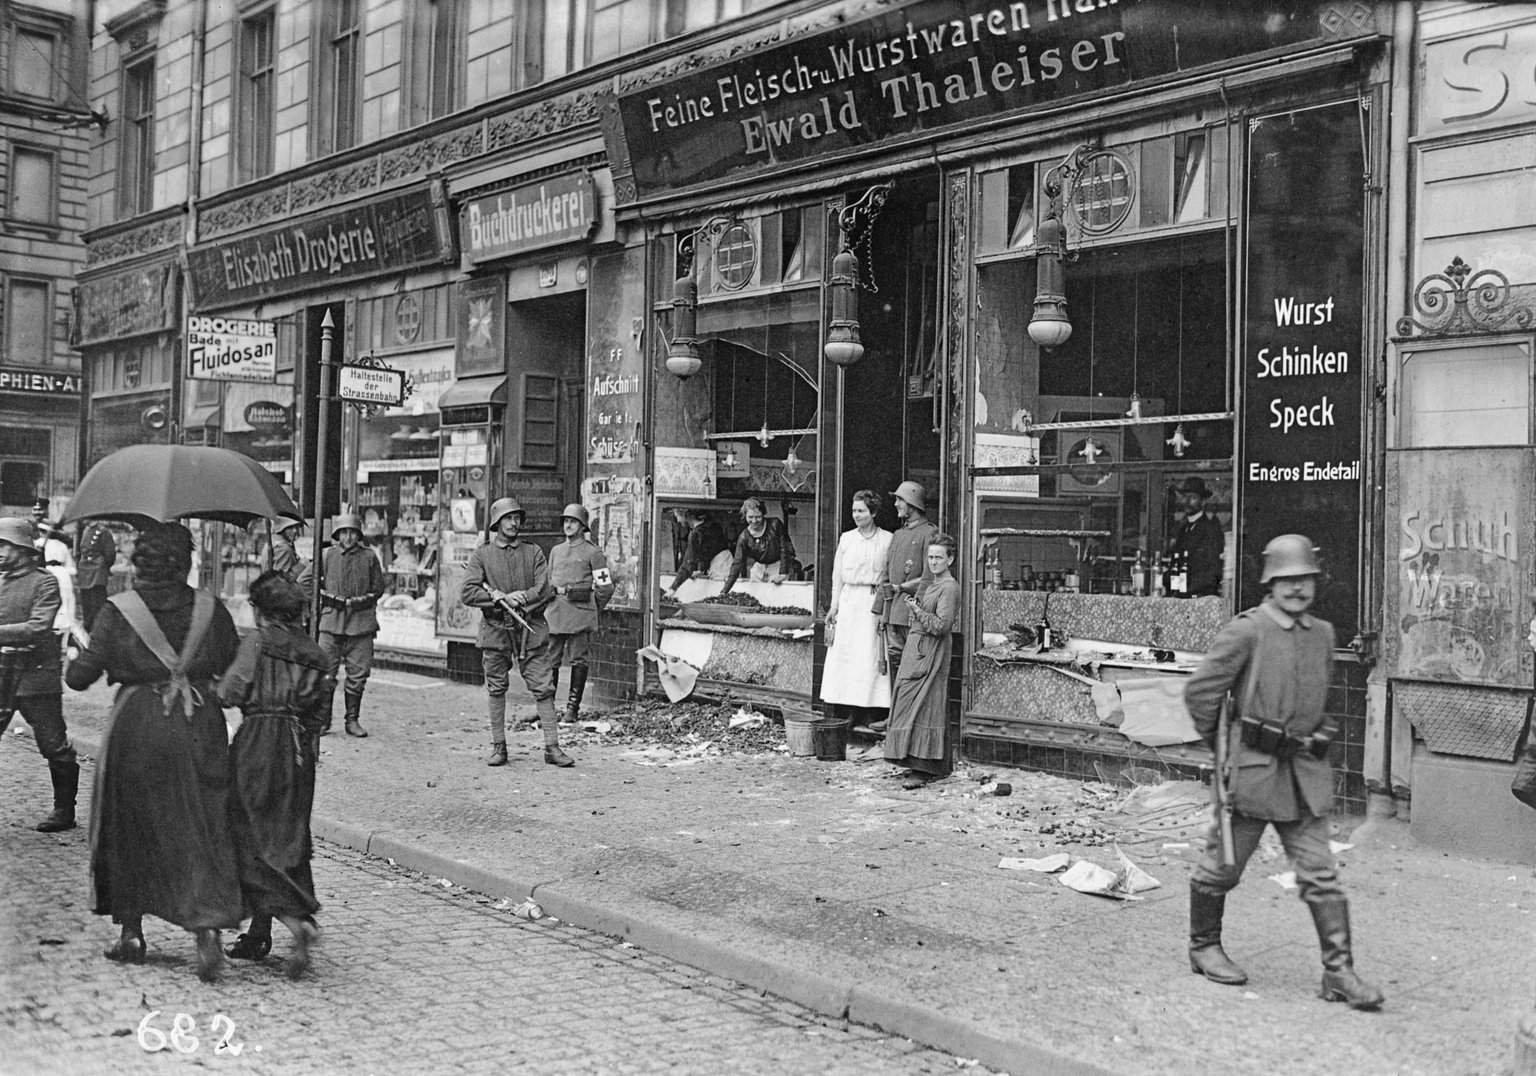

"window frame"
[118,53,157,216]
[4,276,55,368]
[8,15,64,104]
[6,142,58,227]
[313,0,362,157]
[1395,335,1535,450]
[235,5,276,182]
[405,0,462,127]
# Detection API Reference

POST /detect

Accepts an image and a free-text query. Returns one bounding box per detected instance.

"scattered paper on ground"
[1269,871,1298,890]
[1059,847,1161,900]
[998,853,1071,873]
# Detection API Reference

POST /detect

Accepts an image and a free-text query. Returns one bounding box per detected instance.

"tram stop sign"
[336,363,406,407]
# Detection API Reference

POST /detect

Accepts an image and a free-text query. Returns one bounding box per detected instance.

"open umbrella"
[63,444,302,527]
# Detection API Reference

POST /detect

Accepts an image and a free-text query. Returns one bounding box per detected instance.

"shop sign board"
[1387,448,1528,688]
[460,173,597,264]
[243,400,290,430]
[337,364,406,406]
[75,261,177,346]
[0,366,82,396]
[186,182,455,309]
[503,472,566,534]
[606,0,1378,197]
[186,316,276,382]
[1240,101,1364,641]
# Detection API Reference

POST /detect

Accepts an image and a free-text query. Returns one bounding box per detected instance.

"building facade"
[76,0,1536,852]
[1,0,91,519]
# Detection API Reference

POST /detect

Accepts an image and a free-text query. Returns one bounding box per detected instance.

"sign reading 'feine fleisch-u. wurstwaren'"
[608,0,1377,197]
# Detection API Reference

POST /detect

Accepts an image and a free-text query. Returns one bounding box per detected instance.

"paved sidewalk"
[57,671,1536,1076]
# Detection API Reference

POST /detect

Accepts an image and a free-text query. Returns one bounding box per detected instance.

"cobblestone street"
[0,738,996,1075]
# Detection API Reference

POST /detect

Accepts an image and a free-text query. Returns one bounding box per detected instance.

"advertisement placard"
[186,316,276,382]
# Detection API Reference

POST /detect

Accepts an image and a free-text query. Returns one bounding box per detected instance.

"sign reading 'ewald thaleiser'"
[609,0,1375,197]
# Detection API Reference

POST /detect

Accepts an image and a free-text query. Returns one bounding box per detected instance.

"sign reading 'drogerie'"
[609,0,1375,197]
[186,184,453,308]
[337,364,406,407]
[461,173,597,264]
[186,316,276,382]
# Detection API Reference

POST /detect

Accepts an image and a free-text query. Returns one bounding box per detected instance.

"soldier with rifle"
[867,481,937,734]
[461,496,572,769]
[1183,533,1383,1010]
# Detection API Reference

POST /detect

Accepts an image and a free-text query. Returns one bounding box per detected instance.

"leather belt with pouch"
[1238,716,1335,760]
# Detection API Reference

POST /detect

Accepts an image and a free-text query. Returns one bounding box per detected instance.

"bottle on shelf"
[1130,550,1147,597]
[1170,551,1188,597]
[1151,552,1165,597]
[986,545,1002,589]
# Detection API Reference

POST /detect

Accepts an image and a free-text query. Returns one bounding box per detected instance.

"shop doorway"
[506,290,587,544]
[837,172,943,535]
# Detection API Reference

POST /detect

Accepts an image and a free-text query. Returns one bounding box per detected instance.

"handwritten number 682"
[136,1011,243,1056]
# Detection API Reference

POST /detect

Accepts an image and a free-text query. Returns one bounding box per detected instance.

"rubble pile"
[575,697,787,754]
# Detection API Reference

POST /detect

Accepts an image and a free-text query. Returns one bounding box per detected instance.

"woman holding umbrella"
[65,522,244,981]
[218,570,329,977]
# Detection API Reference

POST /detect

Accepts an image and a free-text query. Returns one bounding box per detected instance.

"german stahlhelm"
[330,513,363,539]
[488,497,525,530]
[1260,534,1321,583]
[561,503,590,529]
[0,517,36,550]
[890,480,927,513]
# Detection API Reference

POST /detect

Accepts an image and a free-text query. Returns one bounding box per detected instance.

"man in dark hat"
[867,480,939,733]
[1170,476,1224,598]
[0,516,77,831]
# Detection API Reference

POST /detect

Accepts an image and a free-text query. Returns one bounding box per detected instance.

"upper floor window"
[4,279,52,367]
[407,0,461,127]
[9,13,67,104]
[7,146,56,226]
[663,0,763,38]
[119,56,156,216]
[315,0,361,155]
[236,8,275,180]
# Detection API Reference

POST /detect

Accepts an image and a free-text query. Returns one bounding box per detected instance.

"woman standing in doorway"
[820,490,892,726]
[721,497,797,591]
[883,534,960,787]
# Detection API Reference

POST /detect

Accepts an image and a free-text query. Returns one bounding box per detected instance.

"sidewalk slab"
[61,675,1536,1076]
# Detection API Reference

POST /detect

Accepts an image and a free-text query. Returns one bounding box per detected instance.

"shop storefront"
[1379,5,1536,859]
[604,0,1388,795]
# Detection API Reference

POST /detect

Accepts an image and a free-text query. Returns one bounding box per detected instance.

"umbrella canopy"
[63,445,302,527]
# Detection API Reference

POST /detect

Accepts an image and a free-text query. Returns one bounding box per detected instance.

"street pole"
[308,309,336,636]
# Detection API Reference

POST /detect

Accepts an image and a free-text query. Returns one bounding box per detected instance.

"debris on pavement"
[1058,845,1161,900]
[997,852,1070,873]
[1269,871,1298,891]
[511,898,544,920]
[728,706,768,729]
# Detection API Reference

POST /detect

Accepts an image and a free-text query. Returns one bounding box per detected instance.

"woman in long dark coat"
[66,522,243,981]
[883,533,960,785]
[218,570,329,977]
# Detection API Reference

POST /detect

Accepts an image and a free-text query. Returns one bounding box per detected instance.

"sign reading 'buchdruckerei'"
[460,173,597,264]
[611,0,1374,197]
[186,183,454,309]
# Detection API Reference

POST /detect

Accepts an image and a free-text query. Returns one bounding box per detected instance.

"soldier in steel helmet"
[0,516,77,831]
[299,513,384,737]
[269,516,306,582]
[1182,533,1384,1010]
[867,480,938,732]
[461,496,573,768]
[546,503,614,726]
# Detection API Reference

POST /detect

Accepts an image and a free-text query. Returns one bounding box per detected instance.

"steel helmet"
[890,480,927,513]
[0,517,36,550]
[488,496,525,530]
[330,513,363,539]
[1260,534,1321,583]
[561,503,590,529]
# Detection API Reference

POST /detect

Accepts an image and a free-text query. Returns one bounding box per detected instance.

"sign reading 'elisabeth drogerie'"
[186,316,276,382]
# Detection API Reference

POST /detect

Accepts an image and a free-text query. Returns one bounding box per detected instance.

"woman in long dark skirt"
[66,522,243,981]
[219,570,330,978]
[883,533,960,787]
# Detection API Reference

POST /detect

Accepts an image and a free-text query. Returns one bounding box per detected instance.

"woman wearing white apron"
[819,490,893,726]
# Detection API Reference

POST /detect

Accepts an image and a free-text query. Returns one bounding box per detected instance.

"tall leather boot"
[36,757,79,832]
[1188,884,1248,985]
[487,693,508,767]
[343,689,368,738]
[564,664,588,724]
[1310,898,1384,1010]
[540,698,573,767]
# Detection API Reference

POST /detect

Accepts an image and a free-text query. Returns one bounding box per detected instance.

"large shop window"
[651,208,823,602]
[975,230,1233,599]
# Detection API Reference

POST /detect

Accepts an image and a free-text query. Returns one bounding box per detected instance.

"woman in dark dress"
[721,497,798,592]
[66,522,243,981]
[219,571,329,977]
[883,534,960,786]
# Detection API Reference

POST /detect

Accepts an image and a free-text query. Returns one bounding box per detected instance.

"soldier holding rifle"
[867,481,937,734]
[1183,534,1383,1010]
[461,496,573,769]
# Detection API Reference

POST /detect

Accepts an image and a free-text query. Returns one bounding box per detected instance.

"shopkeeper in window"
[721,497,798,592]
[1170,477,1224,598]
[664,507,730,599]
